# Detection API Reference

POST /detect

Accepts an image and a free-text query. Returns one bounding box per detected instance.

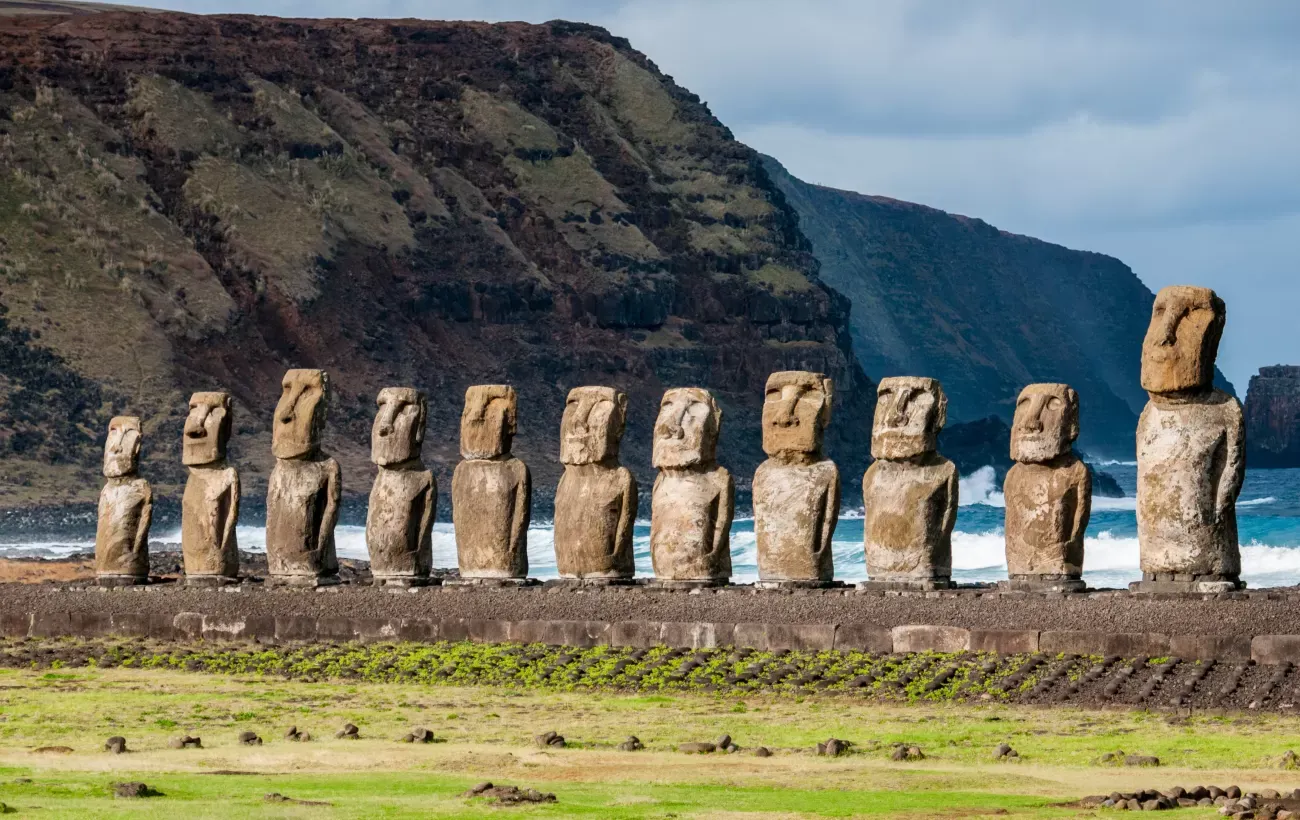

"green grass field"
[1,652,1299,818]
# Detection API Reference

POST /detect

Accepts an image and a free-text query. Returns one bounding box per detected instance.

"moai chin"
[861,377,958,590]
[753,371,840,588]
[451,385,531,584]
[181,392,241,584]
[553,386,638,583]
[1002,383,1091,592]
[1135,285,1244,592]
[366,388,436,586]
[265,369,340,585]
[649,388,734,587]
[95,416,152,585]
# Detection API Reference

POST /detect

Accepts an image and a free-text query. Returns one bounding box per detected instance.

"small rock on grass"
[1123,754,1160,767]
[817,738,851,757]
[284,726,311,742]
[113,782,160,798]
[993,743,1018,760]
[461,783,556,804]
[335,723,359,740]
[617,736,644,752]
[238,731,262,746]
[678,742,716,754]
[752,747,772,758]
[890,744,924,761]
[534,730,565,748]
[168,736,202,749]
[0,802,12,813]
[1281,750,1299,769]
[104,736,127,754]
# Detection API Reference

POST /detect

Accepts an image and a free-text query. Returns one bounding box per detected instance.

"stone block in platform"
[734,622,836,651]
[0,611,31,638]
[1252,634,1300,665]
[970,629,1040,654]
[1105,632,1170,657]
[660,621,734,649]
[1169,633,1251,661]
[832,623,893,653]
[610,621,663,648]
[891,624,970,653]
[998,578,1086,593]
[274,615,318,642]
[858,579,954,592]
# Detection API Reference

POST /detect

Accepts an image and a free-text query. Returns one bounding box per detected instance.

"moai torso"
[1003,383,1090,580]
[753,371,839,584]
[95,416,152,581]
[181,391,240,579]
[265,369,340,580]
[649,388,734,583]
[452,385,531,578]
[1135,286,1244,585]
[862,377,957,584]
[553,386,637,580]
[365,388,435,581]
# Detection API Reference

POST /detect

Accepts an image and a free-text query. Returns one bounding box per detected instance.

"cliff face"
[0,12,873,509]
[762,156,1234,459]
[1245,366,1300,467]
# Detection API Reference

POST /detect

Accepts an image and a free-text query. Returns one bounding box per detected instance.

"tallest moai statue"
[1135,285,1245,593]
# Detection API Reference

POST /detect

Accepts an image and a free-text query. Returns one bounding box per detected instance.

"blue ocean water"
[7,465,1300,588]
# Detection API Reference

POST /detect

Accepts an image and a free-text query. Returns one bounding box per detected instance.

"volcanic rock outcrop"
[1245,366,1300,468]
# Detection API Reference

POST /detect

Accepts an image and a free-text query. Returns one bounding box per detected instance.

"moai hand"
[181,391,241,583]
[366,388,435,586]
[96,416,152,584]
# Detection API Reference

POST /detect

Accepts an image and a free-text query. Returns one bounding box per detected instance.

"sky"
[139,0,1300,392]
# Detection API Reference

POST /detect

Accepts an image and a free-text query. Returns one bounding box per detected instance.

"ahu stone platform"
[6,582,1300,665]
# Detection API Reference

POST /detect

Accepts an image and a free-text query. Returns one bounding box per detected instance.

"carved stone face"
[460,385,517,460]
[1141,285,1225,394]
[761,371,833,458]
[183,391,232,466]
[103,415,142,478]
[1011,383,1079,463]
[871,377,946,460]
[272,369,329,460]
[371,387,426,466]
[653,387,720,469]
[560,386,627,465]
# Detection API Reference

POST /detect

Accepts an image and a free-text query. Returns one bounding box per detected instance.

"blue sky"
[142,0,1300,392]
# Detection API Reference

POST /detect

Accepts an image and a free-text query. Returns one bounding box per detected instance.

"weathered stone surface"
[969,629,1040,654]
[554,387,637,580]
[1003,383,1090,583]
[1136,286,1243,590]
[453,386,531,579]
[266,370,340,582]
[1251,635,1300,666]
[366,388,435,583]
[891,624,970,653]
[96,416,152,582]
[862,377,956,587]
[650,388,734,584]
[754,371,840,585]
[181,392,239,580]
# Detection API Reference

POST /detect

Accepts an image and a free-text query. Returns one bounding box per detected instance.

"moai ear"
[415,393,428,445]
[820,378,835,426]
[1065,386,1080,442]
[708,392,722,433]
[934,383,948,430]
[614,390,629,433]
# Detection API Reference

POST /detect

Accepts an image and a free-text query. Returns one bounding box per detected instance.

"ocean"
[5,464,1300,589]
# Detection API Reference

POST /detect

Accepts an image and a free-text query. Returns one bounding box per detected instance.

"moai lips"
[1003,384,1090,590]
[96,416,152,584]
[754,372,840,586]
[650,388,734,585]
[266,369,340,584]
[367,388,435,585]
[862,377,957,589]
[452,386,531,581]
[181,392,240,582]
[554,386,637,581]
[1136,286,1244,592]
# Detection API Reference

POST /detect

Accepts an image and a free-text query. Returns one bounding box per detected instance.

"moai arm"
[1070,462,1092,545]
[816,466,841,557]
[133,483,154,557]
[417,474,437,547]
[1217,403,1246,521]
[509,463,532,559]
[221,470,241,554]
[614,469,639,558]
[709,469,735,559]
[940,464,959,540]
[319,460,342,553]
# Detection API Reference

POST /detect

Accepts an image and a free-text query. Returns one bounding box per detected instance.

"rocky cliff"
[0,11,874,510]
[763,156,1234,459]
[1245,366,1300,468]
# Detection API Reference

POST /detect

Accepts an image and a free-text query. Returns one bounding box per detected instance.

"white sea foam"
[958,465,1005,507]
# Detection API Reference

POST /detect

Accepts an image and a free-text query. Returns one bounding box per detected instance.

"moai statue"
[649,388,734,588]
[366,388,436,586]
[265,369,340,585]
[861,377,958,589]
[1135,285,1244,592]
[1002,384,1091,592]
[95,416,152,585]
[181,391,240,584]
[451,385,531,583]
[753,371,840,588]
[553,386,637,583]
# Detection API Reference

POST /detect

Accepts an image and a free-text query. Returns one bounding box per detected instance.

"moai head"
[871,377,946,460]
[1140,285,1226,394]
[653,387,722,469]
[460,385,517,460]
[271,369,329,460]
[182,391,233,466]
[371,387,427,466]
[761,371,833,459]
[560,386,628,466]
[1010,383,1079,463]
[103,415,142,478]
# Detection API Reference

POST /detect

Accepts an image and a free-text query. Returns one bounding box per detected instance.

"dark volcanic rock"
[1246,365,1300,467]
